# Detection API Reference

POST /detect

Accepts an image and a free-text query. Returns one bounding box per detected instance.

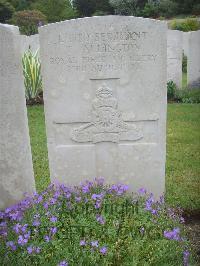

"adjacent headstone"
[39,16,167,197]
[21,34,40,54]
[0,24,35,209]
[183,32,190,57]
[187,30,200,89]
[167,30,183,88]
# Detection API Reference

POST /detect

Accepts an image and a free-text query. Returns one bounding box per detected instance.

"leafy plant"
[0,0,15,23]
[0,178,195,265]
[9,9,47,35]
[167,80,177,100]
[175,88,200,103]
[182,54,187,73]
[170,18,200,32]
[22,49,43,104]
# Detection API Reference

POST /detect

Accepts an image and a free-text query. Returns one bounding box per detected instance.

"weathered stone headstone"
[167,30,183,88]
[187,30,200,88]
[21,34,40,53]
[39,16,167,197]
[183,32,189,57]
[0,24,35,209]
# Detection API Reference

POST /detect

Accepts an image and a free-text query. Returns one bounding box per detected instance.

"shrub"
[167,80,177,100]
[158,0,178,18]
[192,3,200,16]
[0,178,193,265]
[9,10,47,35]
[142,1,159,18]
[109,0,140,16]
[22,49,43,104]
[175,88,200,103]
[31,0,77,23]
[0,0,15,23]
[170,18,200,32]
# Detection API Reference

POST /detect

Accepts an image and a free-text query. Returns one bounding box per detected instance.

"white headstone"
[183,32,189,57]
[187,30,200,89]
[21,34,40,54]
[167,30,183,88]
[0,24,35,209]
[39,16,167,197]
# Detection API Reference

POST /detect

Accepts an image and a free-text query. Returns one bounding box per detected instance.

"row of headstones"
[167,29,200,89]
[0,17,199,210]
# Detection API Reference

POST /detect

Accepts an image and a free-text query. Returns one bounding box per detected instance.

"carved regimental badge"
[71,84,143,143]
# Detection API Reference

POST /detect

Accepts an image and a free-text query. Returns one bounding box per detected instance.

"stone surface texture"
[187,30,200,88]
[183,32,189,56]
[21,34,40,54]
[0,24,35,209]
[167,30,183,88]
[39,16,167,197]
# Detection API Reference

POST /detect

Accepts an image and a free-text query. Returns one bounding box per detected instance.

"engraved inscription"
[71,84,143,143]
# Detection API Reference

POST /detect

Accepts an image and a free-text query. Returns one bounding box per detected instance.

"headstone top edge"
[39,15,167,33]
[0,23,19,34]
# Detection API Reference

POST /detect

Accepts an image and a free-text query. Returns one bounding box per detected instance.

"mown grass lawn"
[27,104,200,210]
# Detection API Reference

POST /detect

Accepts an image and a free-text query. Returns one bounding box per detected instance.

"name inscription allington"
[49,30,157,72]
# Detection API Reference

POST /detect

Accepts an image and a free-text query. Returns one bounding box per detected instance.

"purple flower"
[43,202,49,209]
[27,246,33,254]
[44,235,50,242]
[50,198,57,205]
[95,177,105,186]
[100,246,107,255]
[35,195,43,204]
[18,235,28,246]
[151,209,158,215]
[58,261,68,266]
[164,227,181,241]
[50,216,57,223]
[33,220,40,227]
[91,193,104,201]
[6,241,16,251]
[75,196,81,202]
[138,188,146,195]
[82,184,90,194]
[13,223,21,234]
[50,227,57,235]
[35,247,41,254]
[0,222,7,227]
[94,201,102,209]
[91,240,98,248]
[183,250,190,266]
[145,195,154,211]
[96,214,105,225]
[80,239,86,246]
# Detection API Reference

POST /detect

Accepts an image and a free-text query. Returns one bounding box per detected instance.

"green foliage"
[192,3,200,15]
[170,18,200,31]
[10,9,47,35]
[109,0,140,16]
[22,49,42,103]
[0,179,194,265]
[7,0,31,11]
[31,0,77,23]
[175,88,200,103]
[0,0,15,23]
[143,0,178,18]
[182,54,187,73]
[73,0,113,17]
[167,80,177,100]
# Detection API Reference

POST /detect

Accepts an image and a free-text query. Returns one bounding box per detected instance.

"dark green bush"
[0,0,15,23]
[158,0,178,18]
[167,80,177,100]
[142,2,159,18]
[9,9,47,35]
[192,3,200,16]
[170,18,200,31]
[31,0,77,23]
[175,88,200,103]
